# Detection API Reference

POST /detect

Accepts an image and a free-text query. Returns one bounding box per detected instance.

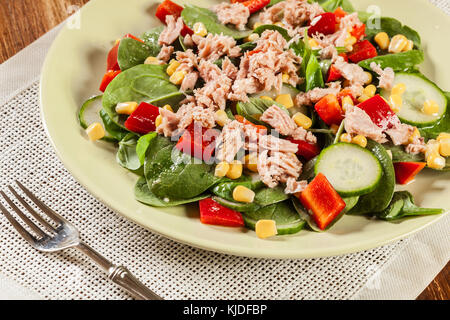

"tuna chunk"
[370,62,395,90]
[222,57,239,80]
[295,82,341,106]
[256,135,299,154]
[406,137,426,155]
[385,122,415,146]
[157,108,180,137]
[216,120,245,162]
[291,127,317,144]
[158,15,184,46]
[284,178,308,194]
[157,45,174,63]
[212,2,250,31]
[176,49,198,73]
[195,74,233,110]
[181,71,199,92]
[192,33,241,62]
[257,150,302,188]
[260,105,297,136]
[344,105,387,143]
[334,56,370,89]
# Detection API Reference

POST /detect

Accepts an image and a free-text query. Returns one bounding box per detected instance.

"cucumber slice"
[212,196,260,213]
[315,143,382,197]
[380,73,447,127]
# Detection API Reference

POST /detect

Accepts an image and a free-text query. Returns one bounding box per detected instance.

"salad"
[79,0,449,239]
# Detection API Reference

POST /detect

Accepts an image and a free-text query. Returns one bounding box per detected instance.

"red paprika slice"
[199,198,245,227]
[124,102,160,134]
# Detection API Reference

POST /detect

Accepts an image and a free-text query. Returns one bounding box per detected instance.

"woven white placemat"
[0,0,449,300]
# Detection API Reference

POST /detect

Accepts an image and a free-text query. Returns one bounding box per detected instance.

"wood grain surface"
[0,0,448,300]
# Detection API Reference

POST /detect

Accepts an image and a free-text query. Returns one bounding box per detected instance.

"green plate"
[40,0,449,259]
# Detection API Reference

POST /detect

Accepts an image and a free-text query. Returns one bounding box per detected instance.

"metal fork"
[0,181,162,300]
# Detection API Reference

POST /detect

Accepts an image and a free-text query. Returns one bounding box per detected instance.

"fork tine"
[8,186,56,233]
[0,200,38,244]
[0,191,47,238]
[15,181,65,225]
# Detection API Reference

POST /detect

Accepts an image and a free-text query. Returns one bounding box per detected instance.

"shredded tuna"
[212,2,250,31]
[291,127,317,144]
[222,57,239,80]
[157,108,180,137]
[344,105,388,143]
[385,122,415,146]
[181,72,199,92]
[157,45,174,63]
[216,120,245,162]
[370,62,395,90]
[176,49,198,73]
[158,15,184,46]
[183,34,194,47]
[313,12,363,48]
[334,56,369,90]
[195,74,233,110]
[257,150,302,188]
[198,60,223,82]
[405,137,427,155]
[320,45,338,60]
[284,178,308,194]
[192,33,241,62]
[295,82,341,106]
[256,135,299,154]
[260,105,297,136]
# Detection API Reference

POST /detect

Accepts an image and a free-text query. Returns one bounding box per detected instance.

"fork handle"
[76,242,162,300]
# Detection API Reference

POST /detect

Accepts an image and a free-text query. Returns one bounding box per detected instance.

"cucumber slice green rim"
[314,143,383,197]
[380,73,447,127]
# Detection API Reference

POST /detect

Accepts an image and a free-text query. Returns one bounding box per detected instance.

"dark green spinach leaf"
[236,97,289,125]
[305,50,324,91]
[136,132,157,165]
[358,50,424,72]
[364,17,421,49]
[253,24,291,41]
[140,26,164,56]
[117,38,152,71]
[116,133,141,171]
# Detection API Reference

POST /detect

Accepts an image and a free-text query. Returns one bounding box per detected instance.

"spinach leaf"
[268,0,285,6]
[117,38,152,71]
[135,177,209,207]
[102,64,184,127]
[136,132,157,165]
[140,26,164,56]
[144,135,222,199]
[243,200,306,235]
[419,92,450,140]
[213,196,260,213]
[377,191,444,221]
[99,109,128,142]
[364,17,421,49]
[311,0,354,12]
[299,157,318,182]
[382,143,425,163]
[253,24,291,41]
[239,42,257,53]
[358,50,424,72]
[305,49,324,91]
[236,97,289,125]
[348,140,396,215]
[181,5,251,39]
[116,133,141,171]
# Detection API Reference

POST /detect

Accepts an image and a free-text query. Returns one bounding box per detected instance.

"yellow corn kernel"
[363,84,377,98]
[389,34,409,53]
[243,153,259,173]
[232,185,255,203]
[155,115,162,128]
[358,95,370,103]
[308,39,320,49]
[215,162,230,178]
[330,124,340,135]
[245,33,259,43]
[115,101,138,115]
[163,104,173,112]
[255,220,278,239]
[169,70,186,85]
[85,122,105,141]
[193,22,207,37]
[363,72,373,85]
[391,83,406,96]
[144,56,161,65]
[253,22,263,30]
[166,60,181,76]
[427,153,446,170]
[374,32,390,50]
[340,133,352,143]
[352,135,368,148]
[439,138,450,157]
[386,149,393,159]
[215,110,229,127]
[275,94,294,109]
[341,96,354,111]
[344,35,357,50]
[282,73,290,83]
[226,160,243,179]
[437,133,450,142]
[260,96,273,101]
[292,112,312,129]
[390,94,403,112]
[408,127,421,144]
[403,39,414,52]
[422,100,439,115]
[426,139,440,158]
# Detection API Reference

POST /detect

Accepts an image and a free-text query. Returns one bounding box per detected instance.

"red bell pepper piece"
[175,124,219,162]
[357,95,398,130]
[351,24,366,41]
[347,40,377,63]
[107,42,120,71]
[334,7,347,21]
[99,70,121,92]
[124,102,160,134]
[155,0,193,36]
[308,12,337,36]
[199,198,245,227]
[314,94,343,126]
[299,173,346,230]
[339,52,348,62]
[287,139,320,161]
[393,162,426,185]
[235,0,270,14]
[336,88,357,104]
[326,64,342,82]
[235,115,268,134]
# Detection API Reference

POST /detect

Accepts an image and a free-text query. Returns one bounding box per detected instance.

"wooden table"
[1,0,448,300]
